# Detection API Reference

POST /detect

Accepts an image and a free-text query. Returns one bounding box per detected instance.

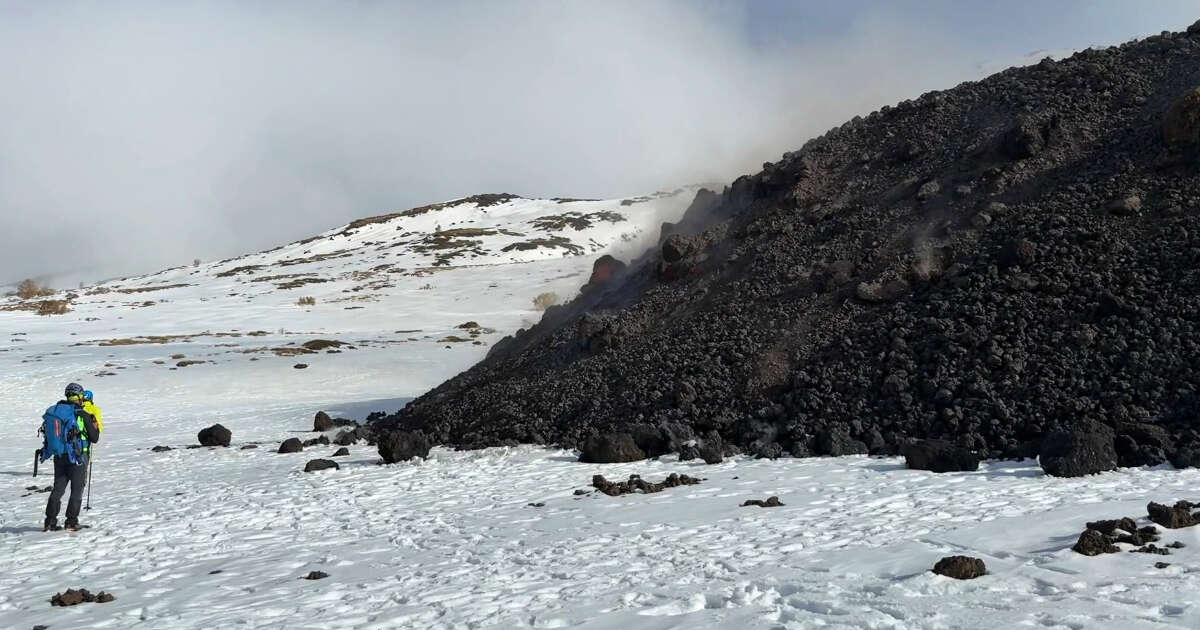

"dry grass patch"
[17,279,55,299]
[296,296,317,306]
[36,300,70,315]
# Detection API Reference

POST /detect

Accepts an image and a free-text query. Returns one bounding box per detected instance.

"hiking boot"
[64,521,82,531]
[43,520,61,532]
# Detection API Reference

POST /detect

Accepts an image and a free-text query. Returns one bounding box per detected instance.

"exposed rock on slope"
[378,24,1200,464]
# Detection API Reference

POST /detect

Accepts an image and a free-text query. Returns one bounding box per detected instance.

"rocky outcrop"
[373,23,1200,463]
[313,411,356,432]
[278,438,303,454]
[1147,501,1197,529]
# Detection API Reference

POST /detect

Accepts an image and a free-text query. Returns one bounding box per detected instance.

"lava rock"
[997,238,1037,268]
[816,428,868,457]
[278,438,303,454]
[591,473,700,496]
[931,555,987,579]
[197,424,232,447]
[1072,529,1120,556]
[1147,501,1196,529]
[240,444,258,450]
[302,435,330,447]
[332,447,350,457]
[314,411,356,432]
[902,440,980,473]
[50,588,115,606]
[151,445,172,453]
[1084,517,1138,536]
[1164,86,1200,150]
[303,459,339,473]
[578,433,646,464]
[1039,424,1117,477]
[378,430,432,464]
[741,496,784,508]
[302,571,329,580]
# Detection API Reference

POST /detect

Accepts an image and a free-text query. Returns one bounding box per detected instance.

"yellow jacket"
[82,400,104,433]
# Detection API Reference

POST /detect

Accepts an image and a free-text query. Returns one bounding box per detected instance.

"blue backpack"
[41,403,84,465]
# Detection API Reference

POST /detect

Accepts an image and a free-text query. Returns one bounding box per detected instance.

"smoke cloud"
[1,1,1196,283]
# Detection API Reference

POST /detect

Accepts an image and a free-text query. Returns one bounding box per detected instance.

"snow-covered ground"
[2,190,1200,628]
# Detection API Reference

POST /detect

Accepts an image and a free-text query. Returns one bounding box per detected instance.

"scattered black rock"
[573,489,589,496]
[302,435,330,447]
[278,438,303,454]
[1039,423,1117,477]
[931,555,987,580]
[294,363,308,369]
[302,571,329,580]
[1168,541,1187,549]
[902,440,980,473]
[303,459,339,473]
[197,424,231,447]
[209,570,223,574]
[314,411,357,432]
[151,445,172,453]
[332,447,350,457]
[1147,501,1196,529]
[741,496,784,508]
[1072,529,1120,556]
[1155,561,1171,569]
[591,473,701,497]
[378,430,431,464]
[50,588,115,606]
[579,433,646,463]
[527,502,545,508]
[240,444,258,450]
[1131,544,1171,555]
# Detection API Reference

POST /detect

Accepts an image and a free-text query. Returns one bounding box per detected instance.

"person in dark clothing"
[44,382,101,532]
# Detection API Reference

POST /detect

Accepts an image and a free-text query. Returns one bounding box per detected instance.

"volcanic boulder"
[578,433,646,463]
[902,440,980,473]
[278,438,303,454]
[1072,529,1120,556]
[1147,501,1196,529]
[197,424,232,447]
[1039,424,1117,477]
[378,430,432,464]
[931,556,987,579]
[314,411,356,432]
[303,459,339,473]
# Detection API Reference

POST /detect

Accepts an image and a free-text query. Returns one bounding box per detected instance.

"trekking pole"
[84,449,94,511]
[33,449,40,477]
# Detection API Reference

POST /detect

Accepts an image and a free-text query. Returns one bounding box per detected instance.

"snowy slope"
[2,187,1200,628]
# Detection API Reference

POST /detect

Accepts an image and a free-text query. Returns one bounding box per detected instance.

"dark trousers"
[45,454,87,525]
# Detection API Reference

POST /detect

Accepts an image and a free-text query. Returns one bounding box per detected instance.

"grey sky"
[1,1,1197,283]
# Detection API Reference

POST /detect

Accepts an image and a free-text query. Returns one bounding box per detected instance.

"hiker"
[41,382,101,531]
[82,389,104,432]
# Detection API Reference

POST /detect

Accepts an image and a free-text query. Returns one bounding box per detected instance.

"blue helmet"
[65,382,84,399]
[83,390,94,402]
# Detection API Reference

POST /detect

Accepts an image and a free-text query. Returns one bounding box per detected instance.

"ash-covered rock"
[1072,529,1120,556]
[373,23,1200,463]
